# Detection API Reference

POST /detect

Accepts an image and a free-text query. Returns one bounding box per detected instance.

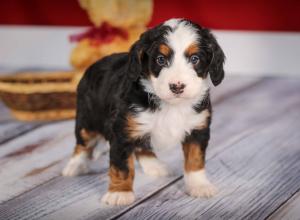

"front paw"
[186,182,217,198]
[184,170,218,198]
[101,191,135,206]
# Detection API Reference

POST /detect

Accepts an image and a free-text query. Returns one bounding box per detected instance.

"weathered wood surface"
[0,102,12,122]
[0,102,45,144]
[0,121,74,203]
[269,191,300,220]
[0,121,43,145]
[0,77,299,220]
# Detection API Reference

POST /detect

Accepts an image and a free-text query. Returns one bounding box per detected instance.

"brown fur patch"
[182,143,204,172]
[126,114,142,139]
[185,43,200,56]
[135,148,156,160]
[77,128,102,157]
[80,129,99,143]
[72,129,103,158]
[159,44,171,56]
[108,154,135,192]
[73,144,93,158]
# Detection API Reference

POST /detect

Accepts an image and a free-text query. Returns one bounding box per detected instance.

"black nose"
[169,83,186,94]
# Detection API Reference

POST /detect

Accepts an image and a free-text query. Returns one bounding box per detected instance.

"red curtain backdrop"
[0,0,299,31]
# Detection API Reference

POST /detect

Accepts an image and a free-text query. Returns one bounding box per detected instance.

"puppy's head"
[127,18,225,104]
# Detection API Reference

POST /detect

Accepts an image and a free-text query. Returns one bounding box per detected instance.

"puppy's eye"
[190,55,200,65]
[156,55,167,66]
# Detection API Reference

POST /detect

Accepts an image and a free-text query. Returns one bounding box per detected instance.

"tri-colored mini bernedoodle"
[62,18,225,206]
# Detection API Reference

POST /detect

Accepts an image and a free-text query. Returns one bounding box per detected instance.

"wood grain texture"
[1,77,294,220]
[0,149,183,220]
[0,120,75,203]
[268,191,300,220]
[0,121,43,145]
[116,78,300,220]
[0,101,46,145]
[0,101,12,122]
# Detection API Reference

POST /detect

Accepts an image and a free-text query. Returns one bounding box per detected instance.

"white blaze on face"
[150,19,209,104]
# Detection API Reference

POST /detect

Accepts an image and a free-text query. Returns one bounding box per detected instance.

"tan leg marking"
[73,144,94,159]
[101,154,135,205]
[62,129,101,176]
[108,154,135,192]
[183,142,217,198]
[182,142,204,172]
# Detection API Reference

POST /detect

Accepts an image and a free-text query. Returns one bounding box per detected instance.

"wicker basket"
[0,71,83,121]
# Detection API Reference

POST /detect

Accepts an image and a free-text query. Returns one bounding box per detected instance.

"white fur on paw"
[101,191,135,206]
[62,153,91,176]
[139,157,170,177]
[184,170,217,198]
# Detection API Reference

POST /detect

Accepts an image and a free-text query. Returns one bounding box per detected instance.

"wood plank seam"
[265,187,300,220]
[0,123,43,145]
[109,177,182,220]
[0,176,58,206]
[0,120,71,146]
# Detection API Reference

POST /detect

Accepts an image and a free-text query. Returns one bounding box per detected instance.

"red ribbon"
[70,22,128,46]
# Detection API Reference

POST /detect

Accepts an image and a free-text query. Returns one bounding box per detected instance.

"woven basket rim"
[0,71,76,80]
[0,70,83,93]
[11,108,76,121]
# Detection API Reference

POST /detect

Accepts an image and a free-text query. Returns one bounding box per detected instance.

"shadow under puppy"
[63,18,225,206]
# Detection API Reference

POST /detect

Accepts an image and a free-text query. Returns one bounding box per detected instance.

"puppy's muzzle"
[169,82,186,94]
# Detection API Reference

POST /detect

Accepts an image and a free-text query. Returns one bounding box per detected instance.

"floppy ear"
[127,25,166,81]
[127,40,145,81]
[203,29,225,86]
[127,28,154,81]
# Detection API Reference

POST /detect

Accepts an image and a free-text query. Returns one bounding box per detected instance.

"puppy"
[62,18,225,206]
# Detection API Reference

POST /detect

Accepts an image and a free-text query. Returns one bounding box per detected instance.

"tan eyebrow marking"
[185,43,200,56]
[159,44,171,56]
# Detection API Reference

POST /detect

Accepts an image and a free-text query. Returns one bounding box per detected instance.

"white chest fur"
[134,103,209,150]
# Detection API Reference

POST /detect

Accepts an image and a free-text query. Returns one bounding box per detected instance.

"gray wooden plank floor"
[270,191,300,220]
[0,76,299,220]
